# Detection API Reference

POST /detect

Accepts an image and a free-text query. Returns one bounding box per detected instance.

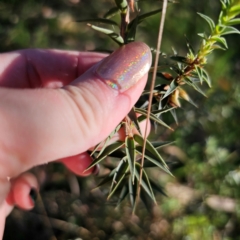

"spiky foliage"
[78,0,240,210]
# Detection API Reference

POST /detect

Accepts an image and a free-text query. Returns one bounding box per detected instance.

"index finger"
[0,49,108,88]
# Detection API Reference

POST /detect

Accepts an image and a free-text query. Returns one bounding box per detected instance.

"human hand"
[0,42,152,238]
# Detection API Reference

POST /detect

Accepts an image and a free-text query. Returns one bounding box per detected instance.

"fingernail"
[93,164,100,176]
[95,42,152,92]
[29,188,38,203]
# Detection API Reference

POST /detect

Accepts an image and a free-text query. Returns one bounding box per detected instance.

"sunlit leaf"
[185,35,195,55]
[226,18,240,26]
[211,36,228,49]
[197,13,215,32]
[202,68,211,87]
[220,25,240,35]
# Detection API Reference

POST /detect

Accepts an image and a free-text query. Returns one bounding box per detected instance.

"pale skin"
[0,46,150,238]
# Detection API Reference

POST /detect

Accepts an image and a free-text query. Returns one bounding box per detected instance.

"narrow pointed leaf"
[88,24,124,45]
[135,164,156,202]
[108,158,129,199]
[170,56,189,64]
[220,25,240,35]
[194,65,204,84]
[134,134,168,168]
[135,146,172,175]
[116,185,128,207]
[138,8,162,23]
[226,18,240,26]
[149,179,167,197]
[185,78,207,97]
[125,14,138,43]
[151,141,173,149]
[91,123,122,157]
[197,13,215,32]
[128,177,137,208]
[162,80,179,99]
[125,137,136,183]
[202,68,211,87]
[76,18,119,27]
[170,108,178,124]
[85,141,124,171]
[104,7,120,19]
[135,108,173,130]
[211,36,228,49]
[185,35,195,54]
[128,107,142,134]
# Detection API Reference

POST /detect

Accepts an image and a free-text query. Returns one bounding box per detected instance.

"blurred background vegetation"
[2,0,240,239]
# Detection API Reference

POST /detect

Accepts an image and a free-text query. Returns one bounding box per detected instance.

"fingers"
[0,50,107,88]
[6,173,39,210]
[0,42,152,179]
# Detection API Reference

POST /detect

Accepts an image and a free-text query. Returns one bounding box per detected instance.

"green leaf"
[76,18,119,27]
[220,25,240,35]
[88,24,124,45]
[133,134,169,169]
[138,8,162,23]
[211,36,228,49]
[135,146,172,175]
[185,35,195,55]
[91,123,122,157]
[104,7,120,19]
[108,158,129,199]
[225,18,240,26]
[170,108,178,125]
[162,80,179,99]
[194,65,204,85]
[125,137,136,183]
[170,56,189,64]
[135,108,173,130]
[135,163,156,202]
[86,141,125,171]
[151,107,175,115]
[202,68,212,87]
[128,107,142,134]
[116,185,128,207]
[115,0,128,12]
[149,179,167,197]
[125,13,138,43]
[94,171,116,189]
[185,78,207,97]
[128,177,137,208]
[151,141,173,149]
[197,13,215,32]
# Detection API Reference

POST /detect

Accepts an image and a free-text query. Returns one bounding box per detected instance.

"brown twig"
[134,0,168,213]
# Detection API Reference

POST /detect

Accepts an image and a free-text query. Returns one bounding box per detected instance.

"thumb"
[0,42,152,178]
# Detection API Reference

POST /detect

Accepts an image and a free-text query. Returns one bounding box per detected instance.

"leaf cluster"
[77,0,240,210]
